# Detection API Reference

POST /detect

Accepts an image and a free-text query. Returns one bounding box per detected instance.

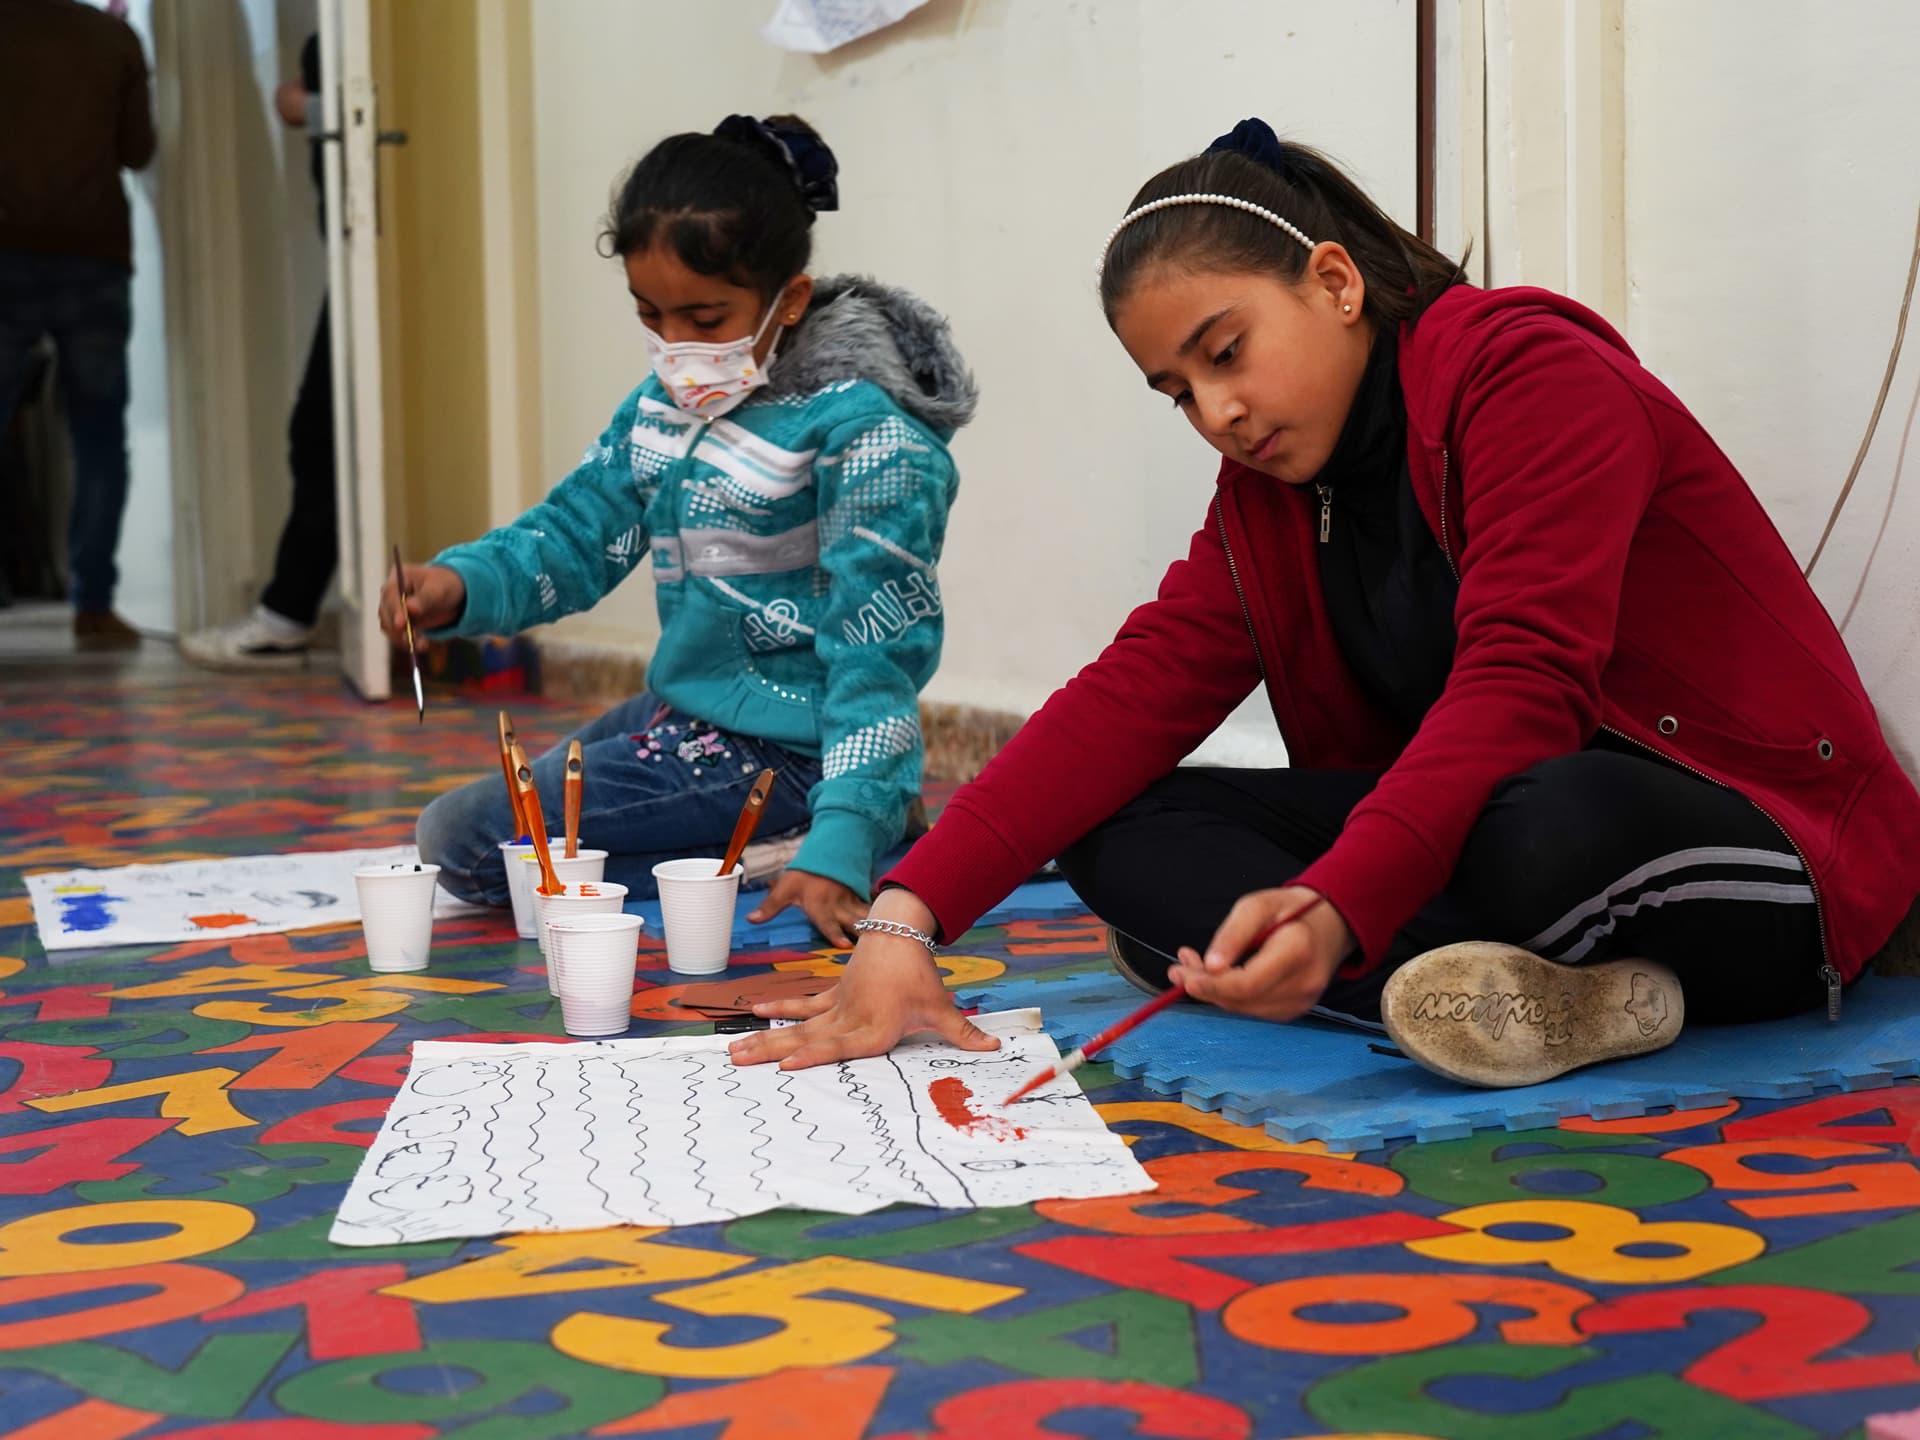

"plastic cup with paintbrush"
[495,710,549,939]
[508,740,563,902]
[1001,893,1329,1105]
[651,767,775,976]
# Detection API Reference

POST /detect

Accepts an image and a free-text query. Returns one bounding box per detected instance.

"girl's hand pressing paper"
[728,890,998,1070]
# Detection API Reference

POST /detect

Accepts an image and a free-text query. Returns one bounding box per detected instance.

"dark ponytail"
[1099,119,1465,330]
[599,114,840,299]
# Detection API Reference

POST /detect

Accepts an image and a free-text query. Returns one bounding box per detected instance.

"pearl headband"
[1097,193,1315,277]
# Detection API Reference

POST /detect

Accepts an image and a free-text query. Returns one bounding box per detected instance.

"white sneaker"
[179,606,315,671]
[739,830,807,886]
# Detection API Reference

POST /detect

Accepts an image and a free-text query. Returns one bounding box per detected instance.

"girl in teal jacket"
[381,115,975,944]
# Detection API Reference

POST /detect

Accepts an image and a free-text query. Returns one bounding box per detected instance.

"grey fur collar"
[766,275,978,436]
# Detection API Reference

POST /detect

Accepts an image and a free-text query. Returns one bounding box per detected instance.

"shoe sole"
[1106,926,1176,996]
[1380,942,1683,1089]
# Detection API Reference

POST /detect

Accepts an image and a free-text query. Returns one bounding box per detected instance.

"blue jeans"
[0,252,133,611]
[418,692,821,906]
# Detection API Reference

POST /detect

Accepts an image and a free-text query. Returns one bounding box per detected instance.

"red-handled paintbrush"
[1001,893,1328,1105]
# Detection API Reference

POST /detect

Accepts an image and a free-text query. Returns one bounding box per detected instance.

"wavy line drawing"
[567,1058,617,1223]
[468,1088,510,1225]
[617,1059,656,1217]
[838,1060,937,1205]
[683,1054,728,1217]
[712,1062,777,1202]
[508,1060,558,1230]
[772,1069,880,1201]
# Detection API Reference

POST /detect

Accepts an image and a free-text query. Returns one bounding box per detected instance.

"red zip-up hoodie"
[889,285,1920,984]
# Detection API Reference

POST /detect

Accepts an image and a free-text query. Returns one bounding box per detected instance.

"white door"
[317,0,391,701]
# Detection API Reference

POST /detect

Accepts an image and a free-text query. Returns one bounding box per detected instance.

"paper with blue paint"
[24,847,480,952]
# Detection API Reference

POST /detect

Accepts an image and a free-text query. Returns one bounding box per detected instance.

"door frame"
[153,0,541,648]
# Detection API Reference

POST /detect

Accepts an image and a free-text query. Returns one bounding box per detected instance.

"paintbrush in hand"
[392,544,425,723]
[1002,893,1329,1105]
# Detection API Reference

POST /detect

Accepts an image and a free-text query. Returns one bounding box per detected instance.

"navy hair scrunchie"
[1206,117,1290,178]
[713,114,840,215]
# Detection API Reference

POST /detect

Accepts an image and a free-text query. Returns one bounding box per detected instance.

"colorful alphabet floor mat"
[3,667,1918,1438]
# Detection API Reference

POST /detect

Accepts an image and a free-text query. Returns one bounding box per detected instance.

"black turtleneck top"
[1309,329,1461,734]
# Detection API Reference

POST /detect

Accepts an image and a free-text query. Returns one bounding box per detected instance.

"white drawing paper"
[26,846,480,951]
[330,1012,1153,1243]
[761,0,927,54]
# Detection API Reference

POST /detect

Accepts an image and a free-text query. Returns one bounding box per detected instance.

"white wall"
[525,0,1416,764]
[1622,0,1920,772]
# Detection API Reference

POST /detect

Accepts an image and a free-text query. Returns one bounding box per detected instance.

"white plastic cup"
[547,912,643,1037]
[354,863,441,973]
[651,857,742,976]
[519,848,607,940]
[500,837,564,939]
[522,848,608,890]
[537,880,630,992]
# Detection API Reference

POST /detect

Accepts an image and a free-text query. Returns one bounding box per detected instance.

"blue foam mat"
[624,874,1088,952]
[956,970,1920,1152]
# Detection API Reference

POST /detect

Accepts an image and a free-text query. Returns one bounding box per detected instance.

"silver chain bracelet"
[852,917,940,954]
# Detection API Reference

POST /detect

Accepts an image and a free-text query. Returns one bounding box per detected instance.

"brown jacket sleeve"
[118,24,155,172]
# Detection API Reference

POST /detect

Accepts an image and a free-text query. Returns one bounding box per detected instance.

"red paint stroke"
[189,913,256,930]
[929,1076,1025,1142]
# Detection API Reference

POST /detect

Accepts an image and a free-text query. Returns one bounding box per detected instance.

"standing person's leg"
[418,695,821,906]
[0,256,54,609]
[52,259,135,641]
[182,300,336,667]
[0,260,43,492]
[260,298,336,628]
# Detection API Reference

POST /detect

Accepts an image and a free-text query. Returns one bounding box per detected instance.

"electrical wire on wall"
[1804,202,1920,580]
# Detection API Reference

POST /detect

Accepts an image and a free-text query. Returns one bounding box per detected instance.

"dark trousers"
[1057,740,1829,1026]
[0,252,132,611]
[259,300,336,628]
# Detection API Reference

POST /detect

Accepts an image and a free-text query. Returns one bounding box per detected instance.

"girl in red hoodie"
[731,119,1920,1089]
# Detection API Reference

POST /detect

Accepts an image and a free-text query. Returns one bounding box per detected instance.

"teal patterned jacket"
[433,276,977,896]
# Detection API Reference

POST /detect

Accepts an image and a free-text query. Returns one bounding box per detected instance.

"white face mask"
[642,299,786,419]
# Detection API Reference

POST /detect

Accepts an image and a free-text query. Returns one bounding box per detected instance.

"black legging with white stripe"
[1056,734,1829,1026]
